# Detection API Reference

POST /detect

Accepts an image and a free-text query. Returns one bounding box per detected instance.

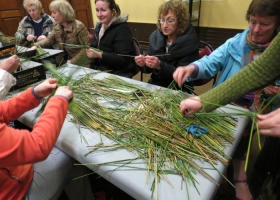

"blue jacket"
[188,28,249,86]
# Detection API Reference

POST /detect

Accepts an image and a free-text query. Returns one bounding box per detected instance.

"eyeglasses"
[158,18,176,25]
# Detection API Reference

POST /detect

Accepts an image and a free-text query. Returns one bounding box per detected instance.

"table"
[16,46,64,66]
[16,64,250,200]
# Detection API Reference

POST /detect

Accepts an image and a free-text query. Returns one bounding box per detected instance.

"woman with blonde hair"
[31,0,90,65]
[15,0,55,46]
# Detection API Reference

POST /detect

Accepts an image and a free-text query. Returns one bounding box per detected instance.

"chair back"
[133,37,143,56]
[133,38,145,81]
[193,41,216,87]
[88,28,95,43]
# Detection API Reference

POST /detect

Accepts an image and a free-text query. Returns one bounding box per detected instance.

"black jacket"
[146,24,199,92]
[90,15,138,78]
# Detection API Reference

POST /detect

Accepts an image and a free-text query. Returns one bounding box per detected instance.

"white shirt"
[0,69,16,99]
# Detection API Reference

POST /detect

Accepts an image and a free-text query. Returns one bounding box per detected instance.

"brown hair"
[246,0,280,26]
[157,0,190,35]
[95,0,121,17]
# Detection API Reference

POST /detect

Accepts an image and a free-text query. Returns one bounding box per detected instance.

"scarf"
[241,33,272,101]
[242,33,271,66]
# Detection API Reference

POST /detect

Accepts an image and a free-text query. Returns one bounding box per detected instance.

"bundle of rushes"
[45,67,238,198]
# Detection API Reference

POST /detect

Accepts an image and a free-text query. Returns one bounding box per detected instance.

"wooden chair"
[193,41,217,87]
[87,28,95,43]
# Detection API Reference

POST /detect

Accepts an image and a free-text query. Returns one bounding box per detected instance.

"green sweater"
[200,33,280,112]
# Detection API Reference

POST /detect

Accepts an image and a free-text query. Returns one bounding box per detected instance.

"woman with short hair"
[15,0,55,46]
[31,0,90,65]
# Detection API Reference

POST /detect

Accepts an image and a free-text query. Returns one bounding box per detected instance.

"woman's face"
[159,10,178,39]
[249,15,278,44]
[26,5,41,21]
[95,1,115,27]
[51,10,64,24]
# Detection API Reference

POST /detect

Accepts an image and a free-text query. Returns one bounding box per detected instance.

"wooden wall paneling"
[70,0,94,28]
[198,27,242,49]
[0,0,25,36]
[41,0,52,15]
[127,22,243,51]
[127,22,157,52]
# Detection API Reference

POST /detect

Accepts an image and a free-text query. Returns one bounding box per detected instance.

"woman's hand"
[180,96,203,116]
[173,65,196,87]
[134,55,146,67]
[29,46,37,51]
[27,34,37,42]
[144,55,160,70]
[263,85,280,96]
[86,48,102,59]
[34,78,58,98]
[37,35,47,42]
[54,86,73,101]
[0,55,20,73]
[257,108,280,137]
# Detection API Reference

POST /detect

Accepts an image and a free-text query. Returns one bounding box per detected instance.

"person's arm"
[34,25,57,49]
[257,108,280,137]
[98,24,134,70]
[70,26,91,65]
[0,82,73,166]
[159,51,198,81]
[190,33,280,113]
[189,37,234,81]
[0,69,16,99]
[0,55,20,99]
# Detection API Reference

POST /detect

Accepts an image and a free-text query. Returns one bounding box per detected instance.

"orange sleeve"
[0,93,69,167]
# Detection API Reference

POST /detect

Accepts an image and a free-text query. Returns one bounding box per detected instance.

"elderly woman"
[86,0,138,78]
[173,0,280,199]
[15,0,55,46]
[31,0,90,65]
[177,32,280,200]
[134,0,199,92]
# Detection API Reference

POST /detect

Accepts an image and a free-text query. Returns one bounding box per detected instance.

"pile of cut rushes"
[43,64,242,198]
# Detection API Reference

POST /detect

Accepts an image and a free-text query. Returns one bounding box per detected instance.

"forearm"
[0,96,68,166]
[0,69,16,100]
[0,88,40,123]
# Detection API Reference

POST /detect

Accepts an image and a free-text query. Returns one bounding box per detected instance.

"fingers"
[179,96,203,116]
[86,48,98,58]
[173,67,187,87]
[27,35,37,42]
[47,78,58,87]
[0,55,20,73]
[55,86,73,100]
[135,55,145,66]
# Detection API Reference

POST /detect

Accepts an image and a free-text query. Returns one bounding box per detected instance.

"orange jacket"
[0,88,68,199]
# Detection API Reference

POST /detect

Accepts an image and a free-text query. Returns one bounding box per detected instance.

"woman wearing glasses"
[173,0,280,199]
[134,0,199,93]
